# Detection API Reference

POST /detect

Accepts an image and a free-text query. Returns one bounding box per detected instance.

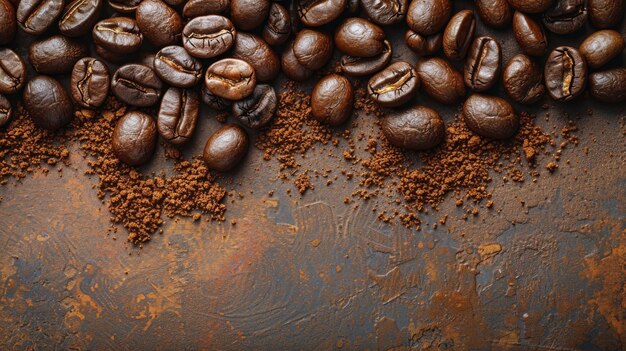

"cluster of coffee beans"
[0,0,624,171]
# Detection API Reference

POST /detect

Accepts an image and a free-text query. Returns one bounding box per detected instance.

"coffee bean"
[112,111,157,166]
[70,57,110,109]
[542,0,587,34]
[341,40,392,76]
[507,0,554,13]
[203,124,249,172]
[93,17,143,54]
[233,84,277,129]
[182,15,236,59]
[17,0,63,35]
[589,68,626,103]
[361,0,407,25]
[297,0,346,27]
[158,87,199,144]
[503,54,545,104]
[183,0,229,18]
[205,58,256,100]
[29,35,88,75]
[463,94,519,139]
[231,32,280,83]
[0,94,12,127]
[335,18,386,58]
[464,36,502,92]
[138,52,156,69]
[476,0,512,28]
[293,29,333,71]
[94,44,129,64]
[154,46,202,88]
[513,11,548,57]
[281,41,314,81]
[544,46,587,101]
[311,74,353,126]
[0,48,26,94]
[0,0,16,45]
[23,76,73,131]
[136,0,183,47]
[201,84,232,110]
[368,61,418,108]
[443,10,476,60]
[406,0,451,35]
[58,0,103,37]
[588,0,624,28]
[108,0,141,13]
[579,30,625,69]
[112,64,163,107]
[405,31,442,56]
[263,3,291,46]
[381,105,445,150]
[416,57,466,104]
[230,0,270,30]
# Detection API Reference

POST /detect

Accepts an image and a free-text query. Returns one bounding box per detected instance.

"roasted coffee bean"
[293,29,333,71]
[17,0,63,35]
[341,40,392,76]
[108,0,141,13]
[406,0,451,35]
[415,57,466,104]
[589,67,626,102]
[476,0,513,28]
[368,61,418,108]
[0,48,26,94]
[544,46,587,101]
[182,15,236,59]
[201,84,232,110]
[503,54,545,104]
[70,57,110,109]
[230,0,270,30]
[311,74,353,126]
[463,94,519,139]
[464,36,501,92]
[263,3,291,46]
[183,0,229,18]
[579,30,625,69]
[233,84,277,129]
[0,94,12,127]
[507,0,554,13]
[94,44,129,64]
[443,10,476,60]
[58,0,102,37]
[153,46,202,88]
[281,42,314,81]
[361,0,407,25]
[513,11,548,57]
[335,18,386,58]
[203,124,249,172]
[0,0,16,45]
[111,64,163,107]
[382,106,445,150]
[112,111,157,166]
[232,33,280,83]
[158,87,199,145]
[542,0,587,34]
[588,0,624,28]
[405,31,442,56]
[93,17,143,54]
[136,0,183,47]
[29,35,88,75]
[205,58,257,100]
[297,0,346,27]
[23,76,73,131]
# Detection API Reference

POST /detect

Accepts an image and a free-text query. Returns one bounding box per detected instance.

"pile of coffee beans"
[0,0,624,169]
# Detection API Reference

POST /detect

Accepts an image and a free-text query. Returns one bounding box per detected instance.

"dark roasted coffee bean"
[335,18,386,58]
[297,0,346,27]
[507,0,554,13]
[588,0,624,28]
[136,0,183,47]
[0,48,26,94]
[182,15,236,59]
[405,31,442,56]
[233,84,277,129]
[112,111,157,166]
[158,87,199,145]
[0,0,16,45]
[361,0,407,25]
[443,10,476,60]
[513,11,548,57]
[464,36,501,92]
[281,41,314,81]
[503,54,545,104]
[311,74,353,126]
[416,57,465,104]
[205,58,256,100]
[154,46,202,88]
[230,0,270,30]
[232,33,280,83]
[476,0,513,28]
[108,0,141,13]
[340,40,392,76]
[368,61,418,107]
[17,0,63,35]
[579,30,625,69]
[293,29,333,71]
[0,94,12,127]
[203,124,249,172]
[29,35,88,75]
[23,76,73,131]
[70,57,110,109]
[542,0,587,34]
[463,94,519,139]
[94,44,129,64]
[201,84,232,110]
[93,17,143,54]
[406,0,451,35]
[183,0,229,18]
[382,105,445,150]
[58,0,103,37]
[263,3,291,46]
[544,46,587,101]
[112,64,163,107]
[589,68,626,103]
